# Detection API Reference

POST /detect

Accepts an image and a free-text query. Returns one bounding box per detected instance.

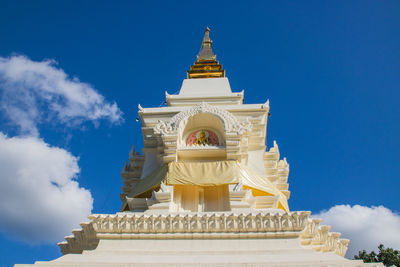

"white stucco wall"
[247,150,267,177]
[178,78,232,96]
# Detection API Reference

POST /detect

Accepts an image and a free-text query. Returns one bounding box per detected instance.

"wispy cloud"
[0,55,123,136]
[314,205,400,258]
[0,132,93,243]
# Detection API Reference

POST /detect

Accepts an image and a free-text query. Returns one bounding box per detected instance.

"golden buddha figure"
[195,131,209,145]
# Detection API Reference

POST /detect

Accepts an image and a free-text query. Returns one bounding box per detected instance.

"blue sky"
[0,1,399,266]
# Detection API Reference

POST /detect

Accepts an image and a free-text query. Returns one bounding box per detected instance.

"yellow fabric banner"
[237,165,289,212]
[128,160,289,212]
[127,165,167,198]
[166,161,240,186]
[166,161,289,211]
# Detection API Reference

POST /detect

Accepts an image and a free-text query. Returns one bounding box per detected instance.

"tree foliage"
[354,244,400,266]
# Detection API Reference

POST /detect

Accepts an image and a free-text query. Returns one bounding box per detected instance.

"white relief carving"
[300,219,350,256]
[59,211,311,255]
[58,212,350,259]
[89,212,309,234]
[154,120,174,135]
[180,143,224,149]
[154,102,252,136]
[335,239,350,257]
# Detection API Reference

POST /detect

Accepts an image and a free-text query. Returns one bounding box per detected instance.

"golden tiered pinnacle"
[187,27,225,79]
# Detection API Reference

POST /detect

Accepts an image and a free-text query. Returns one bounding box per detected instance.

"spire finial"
[197,27,216,61]
[187,27,225,79]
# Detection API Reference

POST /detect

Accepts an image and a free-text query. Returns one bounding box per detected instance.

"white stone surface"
[247,150,268,177]
[17,210,376,266]
[16,237,381,266]
[178,78,232,96]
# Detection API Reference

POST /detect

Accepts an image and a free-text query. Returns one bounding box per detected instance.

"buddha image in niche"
[186,130,219,146]
[195,131,209,145]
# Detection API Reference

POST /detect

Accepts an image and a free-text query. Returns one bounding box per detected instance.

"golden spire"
[187,27,225,79]
[197,27,216,61]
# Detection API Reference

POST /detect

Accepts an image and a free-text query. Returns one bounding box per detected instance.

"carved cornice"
[59,211,309,255]
[57,222,98,255]
[89,211,309,234]
[57,211,350,259]
[180,144,225,149]
[154,102,252,136]
[301,218,350,257]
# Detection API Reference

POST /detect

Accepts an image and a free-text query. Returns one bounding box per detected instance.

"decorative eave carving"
[301,218,350,257]
[261,99,270,109]
[57,222,98,255]
[58,211,350,258]
[89,211,310,235]
[154,102,252,136]
[59,211,308,255]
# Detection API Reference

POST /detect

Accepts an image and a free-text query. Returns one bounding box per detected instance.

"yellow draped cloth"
[127,166,168,198]
[166,161,240,185]
[128,160,289,211]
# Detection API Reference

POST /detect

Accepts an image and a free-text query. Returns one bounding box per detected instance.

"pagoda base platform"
[17,239,381,267]
[15,211,382,267]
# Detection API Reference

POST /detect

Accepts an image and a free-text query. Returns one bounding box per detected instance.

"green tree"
[354,244,400,266]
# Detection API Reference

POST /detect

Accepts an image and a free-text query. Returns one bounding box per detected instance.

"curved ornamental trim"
[154,102,252,136]
[89,211,310,234]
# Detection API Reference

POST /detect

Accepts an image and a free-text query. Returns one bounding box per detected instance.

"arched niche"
[154,103,251,163]
[177,113,227,161]
[178,113,225,146]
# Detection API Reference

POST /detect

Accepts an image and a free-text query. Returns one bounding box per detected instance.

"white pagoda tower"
[16,28,382,267]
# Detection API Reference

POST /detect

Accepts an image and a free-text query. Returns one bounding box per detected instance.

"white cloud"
[0,132,93,243]
[314,205,400,258]
[0,55,123,136]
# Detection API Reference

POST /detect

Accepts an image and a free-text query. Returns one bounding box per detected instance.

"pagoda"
[16,28,382,267]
